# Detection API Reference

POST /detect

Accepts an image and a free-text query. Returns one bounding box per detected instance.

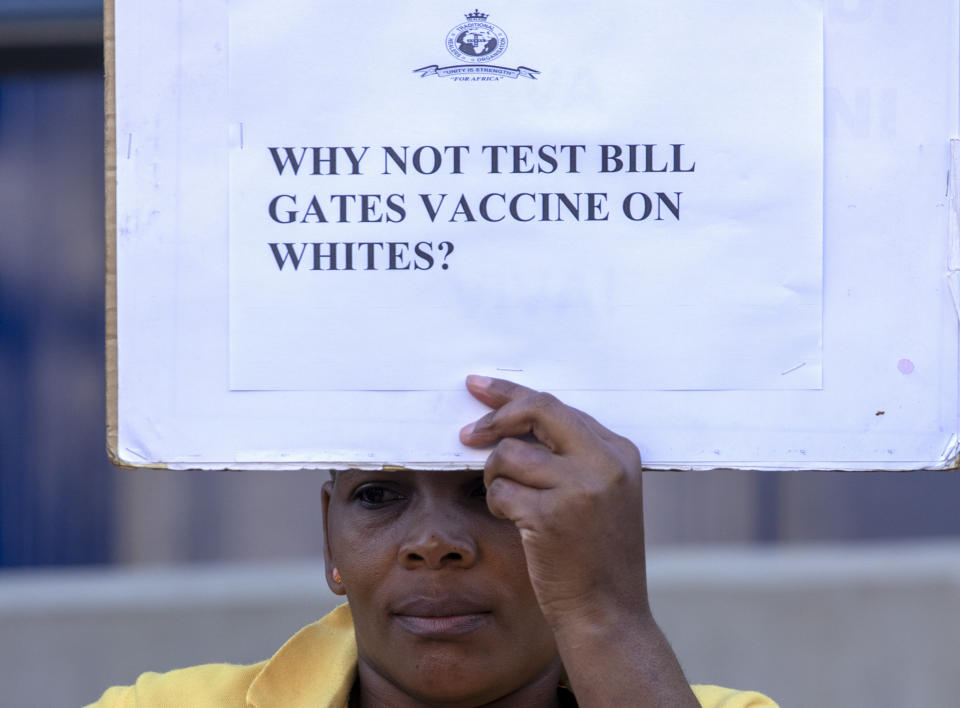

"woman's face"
[323,469,561,706]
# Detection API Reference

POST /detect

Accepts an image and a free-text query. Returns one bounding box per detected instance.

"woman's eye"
[354,485,403,507]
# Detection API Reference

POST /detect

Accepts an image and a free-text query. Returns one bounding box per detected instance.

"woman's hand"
[460,375,699,707]
[459,374,648,627]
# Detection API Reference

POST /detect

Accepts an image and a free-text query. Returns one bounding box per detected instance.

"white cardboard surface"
[115,0,960,470]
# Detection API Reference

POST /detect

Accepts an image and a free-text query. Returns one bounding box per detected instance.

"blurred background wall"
[1,2,959,706]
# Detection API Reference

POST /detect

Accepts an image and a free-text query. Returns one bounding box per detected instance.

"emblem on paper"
[414,9,540,81]
[446,9,508,63]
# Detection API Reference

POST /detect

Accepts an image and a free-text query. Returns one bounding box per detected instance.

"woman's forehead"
[333,469,482,487]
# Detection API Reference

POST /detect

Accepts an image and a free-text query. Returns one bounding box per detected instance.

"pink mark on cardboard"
[897,358,915,375]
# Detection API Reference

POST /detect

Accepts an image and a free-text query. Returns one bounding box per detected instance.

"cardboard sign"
[108,0,960,470]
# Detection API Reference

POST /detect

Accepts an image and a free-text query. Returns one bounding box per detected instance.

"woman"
[89,376,776,707]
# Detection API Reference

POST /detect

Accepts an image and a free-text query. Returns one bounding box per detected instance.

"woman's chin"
[357,643,562,708]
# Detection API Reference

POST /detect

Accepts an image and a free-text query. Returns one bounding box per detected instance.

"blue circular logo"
[446,20,508,63]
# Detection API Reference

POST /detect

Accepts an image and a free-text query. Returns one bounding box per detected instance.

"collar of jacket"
[247,603,358,708]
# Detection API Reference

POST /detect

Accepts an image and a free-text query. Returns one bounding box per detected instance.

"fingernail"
[460,421,476,437]
[466,374,492,389]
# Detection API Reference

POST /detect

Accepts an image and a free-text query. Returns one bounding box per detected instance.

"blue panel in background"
[0,70,115,566]
[0,0,101,19]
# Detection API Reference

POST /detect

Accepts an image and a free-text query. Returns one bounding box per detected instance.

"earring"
[332,567,342,584]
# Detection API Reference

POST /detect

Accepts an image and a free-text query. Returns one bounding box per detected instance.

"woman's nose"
[398,514,478,570]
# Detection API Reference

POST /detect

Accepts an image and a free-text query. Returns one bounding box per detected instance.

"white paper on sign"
[228,0,823,392]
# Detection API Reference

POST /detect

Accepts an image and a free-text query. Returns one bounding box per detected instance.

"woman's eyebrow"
[334,470,364,485]
[335,470,406,486]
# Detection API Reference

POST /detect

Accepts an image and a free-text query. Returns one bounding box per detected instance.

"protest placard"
[109,1,959,470]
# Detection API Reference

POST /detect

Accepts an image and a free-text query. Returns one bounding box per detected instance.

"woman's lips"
[391,597,492,637]
[392,612,491,637]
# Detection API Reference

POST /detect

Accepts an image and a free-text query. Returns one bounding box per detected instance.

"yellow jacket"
[87,604,777,707]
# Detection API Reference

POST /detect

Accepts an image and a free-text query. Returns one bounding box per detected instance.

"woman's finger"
[461,390,596,453]
[463,375,620,446]
[484,473,551,524]
[484,436,558,491]
[464,375,537,409]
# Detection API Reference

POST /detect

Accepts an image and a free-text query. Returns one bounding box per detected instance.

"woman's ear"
[322,480,347,596]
